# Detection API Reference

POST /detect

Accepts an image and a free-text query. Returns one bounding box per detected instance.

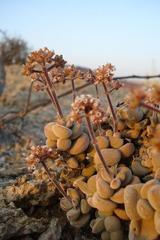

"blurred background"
[0,0,160,184]
[1,0,160,75]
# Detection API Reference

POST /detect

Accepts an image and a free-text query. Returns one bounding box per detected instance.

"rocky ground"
[0,65,126,240]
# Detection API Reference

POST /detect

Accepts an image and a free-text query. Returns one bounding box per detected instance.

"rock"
[1,171,56,206]
[38,218,62,240]
[0,203,48,240]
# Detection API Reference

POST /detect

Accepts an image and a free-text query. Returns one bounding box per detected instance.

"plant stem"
[71,78,76,101]
[85,114,112,178]
[41,160,71,202]
[103,82,117,132]
[46,87,57,112]
[43,67,64,119]
[97,122,103,136]
[95,85,99,98]
[140,102,160,114]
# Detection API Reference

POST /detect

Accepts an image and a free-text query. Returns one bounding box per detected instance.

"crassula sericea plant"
[23,48,160,240]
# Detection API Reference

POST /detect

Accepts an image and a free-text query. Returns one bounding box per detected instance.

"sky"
[1,0,160,75]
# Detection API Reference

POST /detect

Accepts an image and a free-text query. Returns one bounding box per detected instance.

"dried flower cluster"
[70,94,107,124]
[26,145,53,170]
[86,64,122,90]
[125,82,160,113]
[23,47,66,76]
[95,63,115,84]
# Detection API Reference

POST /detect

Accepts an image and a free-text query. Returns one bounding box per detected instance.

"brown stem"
[85,114,112,178]
[95,85,99,98]
[41,160,70,201]
[46,87,57,112]
[43,67,64,119]
[21,80,35,117]
[97,122,103,136]
[71,78,76,101]
[103,82,117,132]
[140,102,160,114]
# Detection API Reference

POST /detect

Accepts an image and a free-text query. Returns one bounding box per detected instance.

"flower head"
[70,94,106,124]
[125,88,146,108]
[50,65,83,84]
[23,47,66,77]
[147,83,160,104]
[26,145,53,170]
[95,63,115,85]
[85,69,96,84]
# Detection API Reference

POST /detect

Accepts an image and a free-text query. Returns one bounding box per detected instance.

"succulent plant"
[23,48,160,240]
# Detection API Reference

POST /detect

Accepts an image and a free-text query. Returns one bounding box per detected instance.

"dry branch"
[0,74,160,126]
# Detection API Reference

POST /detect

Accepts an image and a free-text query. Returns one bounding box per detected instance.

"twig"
[41,160,70,201]
[21,80,35,117]
[103,82,117,132]
[1,74,160,126]
[85,114,112,177]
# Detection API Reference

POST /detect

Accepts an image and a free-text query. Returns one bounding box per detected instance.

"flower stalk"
[85,114,112,177]
[43,66,64,119]
[140,102,160,114]
[103,82,117,132]
[71,78,76,101]
[40,160,70,202]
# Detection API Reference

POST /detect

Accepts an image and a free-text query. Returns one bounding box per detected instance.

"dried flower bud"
[85,69,96,84]
[147,83,160,104]
[95,64,115,85]
[125,88,146,108]
[23,47,66,77]
[26,145,53,170]
[70,94,107,124]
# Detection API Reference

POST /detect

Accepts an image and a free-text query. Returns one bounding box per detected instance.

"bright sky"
[1,0,160,75]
